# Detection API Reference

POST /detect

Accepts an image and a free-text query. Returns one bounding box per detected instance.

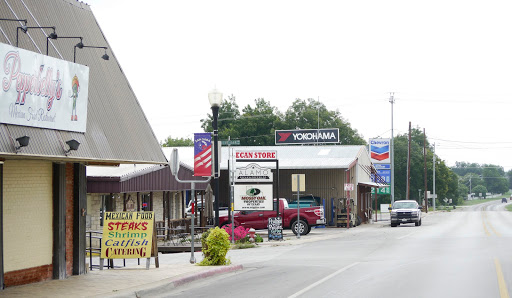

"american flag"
[194,133,212,177]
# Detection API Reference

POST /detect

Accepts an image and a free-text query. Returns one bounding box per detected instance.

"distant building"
[172,145,386,226]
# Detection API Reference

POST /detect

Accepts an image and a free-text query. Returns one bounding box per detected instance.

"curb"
[133,264,244,297]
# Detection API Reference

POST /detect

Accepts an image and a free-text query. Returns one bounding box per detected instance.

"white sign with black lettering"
[234,184,273,210]
[235,163,273,182]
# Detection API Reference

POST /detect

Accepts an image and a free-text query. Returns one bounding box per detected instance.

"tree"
[161,136,193,147]
[392,127,457,203]
[458,183,469,200]
[200,96,366,146]
[236,98,281,145]
[507,169,512,189]
[280,98,366,145]
[472,185,488,198]
[201,94,241,140]
[482,165,508,194]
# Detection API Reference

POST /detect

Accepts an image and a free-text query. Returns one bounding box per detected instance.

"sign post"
[292,174,305,239]
[100,211,156,270]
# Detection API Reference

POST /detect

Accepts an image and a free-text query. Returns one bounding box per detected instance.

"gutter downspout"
[345,158,358,229]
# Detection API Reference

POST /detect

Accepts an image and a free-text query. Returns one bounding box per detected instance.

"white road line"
[288,262,360,298]
[397,231,417,240]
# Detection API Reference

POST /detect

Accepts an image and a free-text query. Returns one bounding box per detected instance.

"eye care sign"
[101,212,154,259]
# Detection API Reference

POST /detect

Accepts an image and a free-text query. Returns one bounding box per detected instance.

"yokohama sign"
[275,128,339,145]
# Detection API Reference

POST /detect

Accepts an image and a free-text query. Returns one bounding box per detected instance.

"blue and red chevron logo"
[370,144,389,161]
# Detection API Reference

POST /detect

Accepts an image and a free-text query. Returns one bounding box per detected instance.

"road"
[161,200,512,298]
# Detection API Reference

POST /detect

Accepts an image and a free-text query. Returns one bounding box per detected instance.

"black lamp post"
[209,88,222,226]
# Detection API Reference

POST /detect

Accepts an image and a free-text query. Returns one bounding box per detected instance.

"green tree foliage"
[237,99,281,145]
[201,94,241,140]
[393,127,458,203]
[200,96,365,146]
[472,185,488,198]
[457,167,508,196]
[452,162,482,176]
[161,136,193,147]
[482,165,508,194]
[280,99,365,145]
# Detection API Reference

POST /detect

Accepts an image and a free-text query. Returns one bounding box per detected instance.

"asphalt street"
[162,201,512,298]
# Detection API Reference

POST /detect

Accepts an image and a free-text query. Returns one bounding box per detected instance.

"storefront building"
[0,0,166,289]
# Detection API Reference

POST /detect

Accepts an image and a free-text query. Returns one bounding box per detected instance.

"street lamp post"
[209,88,223,226]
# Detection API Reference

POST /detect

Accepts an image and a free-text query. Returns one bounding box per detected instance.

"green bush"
[233,242,256,249]
[255,234,263,243]
[199,227,231,266]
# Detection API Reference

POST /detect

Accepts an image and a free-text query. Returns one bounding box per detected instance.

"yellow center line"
[495,258,510,298]
[482,208,501,237]
[482,210,491,236]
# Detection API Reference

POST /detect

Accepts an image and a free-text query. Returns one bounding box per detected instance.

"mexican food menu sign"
[101,212,154,259]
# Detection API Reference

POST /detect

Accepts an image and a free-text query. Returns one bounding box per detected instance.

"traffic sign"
[221,139,240,146]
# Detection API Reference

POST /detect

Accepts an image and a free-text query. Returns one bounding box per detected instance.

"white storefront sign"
[0,42,89,132]
[235,150,277,160]
[234,184,273,210]
[235,163,273,182]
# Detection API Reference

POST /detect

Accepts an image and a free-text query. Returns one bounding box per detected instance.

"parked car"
[287,195,321,208]
[185,200,228,218]
[502,198,507,203]
[389,200,422,227]
[219,198,325,235]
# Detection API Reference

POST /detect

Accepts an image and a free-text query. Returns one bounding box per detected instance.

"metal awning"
[358,181,388,188]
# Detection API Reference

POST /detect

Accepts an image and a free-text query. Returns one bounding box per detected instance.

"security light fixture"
[74,44,109,63]
[16,26,57,47]
[47,36,83,55]
[15,135,30,151]
[208,88,223,107]
[65,139,80,153]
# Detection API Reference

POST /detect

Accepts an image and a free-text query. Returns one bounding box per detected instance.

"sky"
[84,0,512,170]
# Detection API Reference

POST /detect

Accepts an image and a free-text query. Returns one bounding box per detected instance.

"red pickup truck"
[219,198,325,236]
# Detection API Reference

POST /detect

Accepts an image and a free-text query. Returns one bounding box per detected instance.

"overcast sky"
[85,0,512,170]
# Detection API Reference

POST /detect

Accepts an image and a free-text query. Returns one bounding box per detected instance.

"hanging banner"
[194,132,212,177]
[0,42,89,132]
[369,138,390,164]
[101,211,154,259]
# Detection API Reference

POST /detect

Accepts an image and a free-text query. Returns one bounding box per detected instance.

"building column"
[72,163,86,275]
[53,163,66,280]
[0,162,4,290]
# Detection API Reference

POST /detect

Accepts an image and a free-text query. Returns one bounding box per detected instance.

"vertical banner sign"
[0,42,89,132]
[268,217,283,240]
[194,133,212,177]
[101,212,154,259]
[369,138,390,164]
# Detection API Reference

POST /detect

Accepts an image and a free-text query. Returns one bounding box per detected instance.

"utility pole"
[406,122,411,200]
[423,128,428,213]
[433,143,436,211]
[389,92,395,203]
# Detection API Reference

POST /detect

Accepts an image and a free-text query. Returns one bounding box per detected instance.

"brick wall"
[65,163,74,276]
[4,265,53,287]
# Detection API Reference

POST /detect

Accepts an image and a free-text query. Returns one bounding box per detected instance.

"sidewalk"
[1,223,390,297]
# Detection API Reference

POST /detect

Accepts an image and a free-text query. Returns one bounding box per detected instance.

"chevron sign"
[369,138,390,164]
